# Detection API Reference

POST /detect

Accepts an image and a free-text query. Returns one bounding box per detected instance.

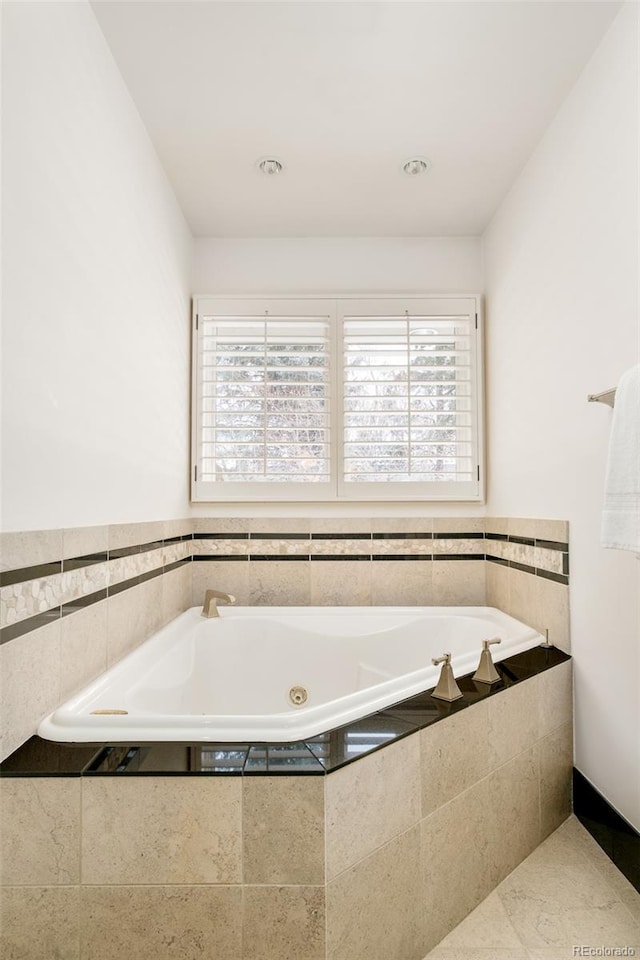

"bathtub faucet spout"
[201,589,236,618]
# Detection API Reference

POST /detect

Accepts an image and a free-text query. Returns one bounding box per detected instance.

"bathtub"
[38,606,544,743]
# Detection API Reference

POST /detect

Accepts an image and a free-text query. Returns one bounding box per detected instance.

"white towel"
[602,364,640,552]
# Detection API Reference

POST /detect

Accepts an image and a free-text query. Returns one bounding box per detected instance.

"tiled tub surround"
[0,517,569,760]
[0,651,572,960]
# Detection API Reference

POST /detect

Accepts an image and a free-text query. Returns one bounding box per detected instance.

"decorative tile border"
[0,523,570,646]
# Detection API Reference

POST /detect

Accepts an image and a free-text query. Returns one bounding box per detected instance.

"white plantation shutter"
[192,296,483,501]
[338,298,481,499]
[193,299,335,500]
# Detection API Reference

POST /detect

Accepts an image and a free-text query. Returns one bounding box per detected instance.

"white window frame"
[191,294,484,503]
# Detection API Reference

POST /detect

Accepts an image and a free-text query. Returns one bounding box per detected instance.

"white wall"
[193,237,482,295]
[483,4,639,828]
[1,1,193,532]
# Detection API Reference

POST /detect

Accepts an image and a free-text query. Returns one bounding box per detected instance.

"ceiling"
[92,1,620,238]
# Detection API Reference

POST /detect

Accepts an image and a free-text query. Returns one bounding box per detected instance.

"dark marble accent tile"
[486,555,509,566]
[373,532,433,540]
[509,535,536,546]
[433,553,485,561]
[251,533,309,540]
[163,534,194,545]
[138,567,164,585]
[63,552,108,571]
[371,554,432,561]
[309,554,370,561]
[245,743,325,774]
[574,768,640,892]
[562,553,570,576]
[249,555,310,562]
[107,575,139,597]
[536,568,569,585]
[510,560,537,575]
[486,532,509,542]
[311,532,371,540]
[193,555,248,562]
[383,688,470,728]
[0,736,101,776]
[108,545,140,560]
[194,533,249,540]
[0,607,61,645]
[61,589,108,617]
[535,538,569,552]
[306,713,418,773]
[498,644,570,682]
[434,532,484,539]
[164,558,192,574]
[139,540,164,554]
[0,561,62,588]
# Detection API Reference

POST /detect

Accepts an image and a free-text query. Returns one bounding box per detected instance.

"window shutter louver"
[192,297,482,502]
[337,299,481,500]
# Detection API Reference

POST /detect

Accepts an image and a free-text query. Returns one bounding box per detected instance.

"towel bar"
[588,388,616,407]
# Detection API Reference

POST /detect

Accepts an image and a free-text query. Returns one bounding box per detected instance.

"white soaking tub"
[38,606,543,743]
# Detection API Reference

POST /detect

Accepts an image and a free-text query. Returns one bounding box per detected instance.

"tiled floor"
[423,815,640,960]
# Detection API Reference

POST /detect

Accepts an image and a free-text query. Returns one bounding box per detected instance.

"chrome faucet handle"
[431,652,463,702]
[201,589,236,618]
[473,636,502,684]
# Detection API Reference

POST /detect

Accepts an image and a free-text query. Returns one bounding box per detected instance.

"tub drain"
[289,686,308,706]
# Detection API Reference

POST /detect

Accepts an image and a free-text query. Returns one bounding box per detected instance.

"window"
[192,296,483,501]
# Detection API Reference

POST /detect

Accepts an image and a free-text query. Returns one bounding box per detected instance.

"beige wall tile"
[310,518,370,534]
[81,777,241,884]
[539,660,573,738]
[536,577,570,651]
[193,517,250,534]
[507,568,539,629]
[486,560,510,610]
[193,537,250,557]
[249,560,310,605]
[327,826,423,960]
[244,777,324,884]
[0,779,81,885]
[421,776,498,952]
[0,529,63,572]
[0,619,61,761]
[508,518,569,542]
[252,518,312,534]
[432,560,486,605]
[0,886,80,960]
[310,538,371,556]
[106,576,163,666]
[370,517,433,534]
[107,521,164,551]
[370,560,433,605]
[310,560,370,605]
[62,526,108,560]
[60,600,108,699]
[486,676,540,771]
[433,518,484,534]
[485,517,509,535]
[538,721,573,840]
[80,885,242,960]
[244,885,325,960]
[326,734,421,880]
[191,558,250,606]
[420,704,491,818]
[162,518,193,539]
[160,562,192,625]
[487,746,540,884]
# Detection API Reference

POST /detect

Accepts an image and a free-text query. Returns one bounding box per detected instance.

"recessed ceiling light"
[402,157,431,176]
[257,157,284,176]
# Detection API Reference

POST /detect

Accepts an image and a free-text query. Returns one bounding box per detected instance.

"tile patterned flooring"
[423,815,640,960]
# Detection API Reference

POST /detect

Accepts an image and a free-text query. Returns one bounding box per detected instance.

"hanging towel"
[602,364,640,552]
